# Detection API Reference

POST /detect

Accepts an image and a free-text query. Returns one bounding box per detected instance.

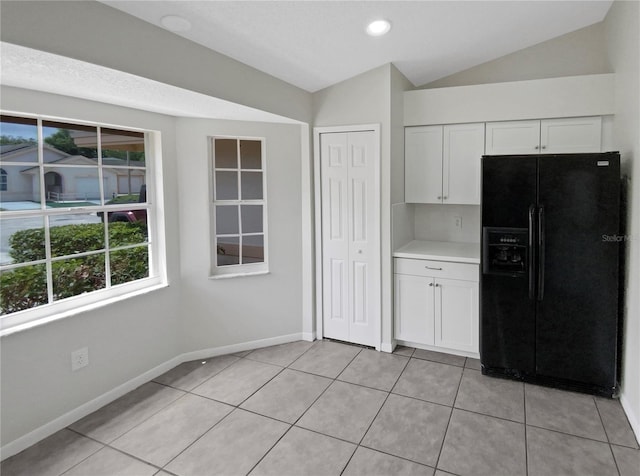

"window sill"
[209,270,270,280]
[0,282,169,338]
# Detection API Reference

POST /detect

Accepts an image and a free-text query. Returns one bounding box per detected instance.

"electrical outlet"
[454,215,463,229]
[71,347,89,371]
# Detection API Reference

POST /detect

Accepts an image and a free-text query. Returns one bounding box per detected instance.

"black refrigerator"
[480,152,621,397]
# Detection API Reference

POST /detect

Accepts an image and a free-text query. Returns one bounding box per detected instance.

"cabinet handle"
[429,283,433,287]
[541,145,547,150]
[534,145,540,150]
[435,283,440,287]
[424,266,443,270]
[443,196,448,200]
[437,196,442,200]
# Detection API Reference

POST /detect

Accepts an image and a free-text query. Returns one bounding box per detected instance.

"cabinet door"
[443,123,485,205]
[434,278,478,353]
[405,126,443,203]
[540,117,602,153]
[394,274,434,345]
[485,120,541,155]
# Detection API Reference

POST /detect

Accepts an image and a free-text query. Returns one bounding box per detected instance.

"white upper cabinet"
[485,120,541,155]
[485,117,602,155]
[405,126,443,204]
[541,117,603,154]
[443,123,485,205]
[405,123,484,205]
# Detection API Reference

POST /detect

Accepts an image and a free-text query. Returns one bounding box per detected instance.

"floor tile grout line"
[285,338,334,369]
[593,395,614,445]
[255,341,365,475]
[593,395,623,476]
[61,429,166,476]
[525,422,619,445]
[355,442,440,472]
[339,352,415,475]
[288,343,364,430]
[49,430,105,476]
[151,354,241,394]
[154,404,241,473]
[433,359,465,472]
[44,341,631,476]
[241,341,316,367]
[243,422,295,476]
[65,383,186,447]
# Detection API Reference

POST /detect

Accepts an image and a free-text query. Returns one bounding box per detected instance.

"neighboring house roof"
[0,143,36,155]
[0,143,69,162]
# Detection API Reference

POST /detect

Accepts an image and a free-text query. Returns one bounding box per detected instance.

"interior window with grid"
[0,114,163,331]
[211,137,267,276]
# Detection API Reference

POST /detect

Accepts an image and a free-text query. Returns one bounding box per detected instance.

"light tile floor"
[2,340,639,476]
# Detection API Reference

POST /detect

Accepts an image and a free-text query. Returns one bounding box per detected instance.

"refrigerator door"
[536,153,620,391]
[480,156,537,375]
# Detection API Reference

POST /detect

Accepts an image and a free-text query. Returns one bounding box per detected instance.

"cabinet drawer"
[395,258,478,282]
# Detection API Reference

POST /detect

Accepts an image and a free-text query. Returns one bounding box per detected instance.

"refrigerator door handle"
[537,205,545,301]
[528,205,536,300]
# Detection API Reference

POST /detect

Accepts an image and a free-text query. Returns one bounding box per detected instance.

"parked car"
[102,185,147,224]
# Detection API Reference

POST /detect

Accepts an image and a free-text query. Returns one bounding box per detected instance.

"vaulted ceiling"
[101,0,613,92]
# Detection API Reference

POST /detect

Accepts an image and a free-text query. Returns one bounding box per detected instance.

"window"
[210,137,267,276]
[0,168,6,191]
[0,114,164,332]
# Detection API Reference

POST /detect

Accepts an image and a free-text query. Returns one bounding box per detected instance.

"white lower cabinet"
[394,258,479,356]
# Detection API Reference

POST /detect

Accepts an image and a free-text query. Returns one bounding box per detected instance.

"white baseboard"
[301,332,315,342]
[179,333,305,362]
[0,354,182,461]
[619,391,640,444]
[0,332,309,461]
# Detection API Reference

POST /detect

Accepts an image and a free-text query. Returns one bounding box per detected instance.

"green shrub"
[0,264,48,314]
[1,222,149,314]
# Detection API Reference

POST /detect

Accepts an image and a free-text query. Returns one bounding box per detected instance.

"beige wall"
[0,87,182,449]
[313,64,395,349]
[604,0,640,437]
[175,118,304,352]
[422,22,611,89]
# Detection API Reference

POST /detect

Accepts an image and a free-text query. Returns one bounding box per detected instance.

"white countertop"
[394,240,480,264]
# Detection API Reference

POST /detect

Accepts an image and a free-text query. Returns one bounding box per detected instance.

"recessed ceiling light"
[366,19,391,37]
[160,15,192,32]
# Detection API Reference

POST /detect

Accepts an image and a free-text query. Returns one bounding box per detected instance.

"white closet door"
[346,131,378,346]
[321,130,379,346]
[321,133,350,341]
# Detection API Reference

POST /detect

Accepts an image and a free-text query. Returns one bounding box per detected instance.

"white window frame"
[0,112,167,335]
[209,136,268,278]
[0,168,7,191]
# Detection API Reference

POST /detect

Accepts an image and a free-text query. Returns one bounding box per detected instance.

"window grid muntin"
[0,113,155,318]
[212,137,266,271]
